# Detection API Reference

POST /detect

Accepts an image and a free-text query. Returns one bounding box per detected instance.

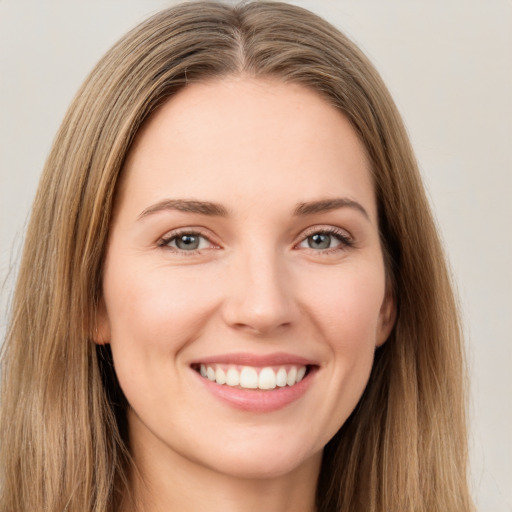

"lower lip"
[193,368,316,412]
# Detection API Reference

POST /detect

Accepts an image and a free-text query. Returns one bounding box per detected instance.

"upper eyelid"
[157,224,353,248]
[300,225,350,235]
[296,225,352,241]
[158,227,218,247]
[159,226,214,239]
[294,226,355,252]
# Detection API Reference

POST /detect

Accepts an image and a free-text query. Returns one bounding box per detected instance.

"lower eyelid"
[158,231,215,249]
[157,228,353,252]
[297,229,353,248]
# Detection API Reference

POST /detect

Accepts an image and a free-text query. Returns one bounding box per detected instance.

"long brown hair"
[0,2,474,511]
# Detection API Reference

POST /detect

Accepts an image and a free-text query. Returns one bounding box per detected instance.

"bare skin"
[98,76,395,511]
[124,410,320,512]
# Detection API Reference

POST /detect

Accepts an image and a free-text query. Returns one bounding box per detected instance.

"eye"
[297,228,353,252]
[158,230,215,252]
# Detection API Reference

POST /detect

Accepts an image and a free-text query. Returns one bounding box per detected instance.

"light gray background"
[1,1,511,510]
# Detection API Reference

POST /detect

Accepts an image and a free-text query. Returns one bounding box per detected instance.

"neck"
[127,466,320,512]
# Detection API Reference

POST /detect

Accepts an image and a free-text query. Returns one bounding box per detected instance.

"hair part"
[1,2,474,511]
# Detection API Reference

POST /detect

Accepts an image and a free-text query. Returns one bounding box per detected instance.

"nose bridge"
[222,243,296,335]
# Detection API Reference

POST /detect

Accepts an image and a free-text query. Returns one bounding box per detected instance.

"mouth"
[191,363,315,391]
[190,353,319,412]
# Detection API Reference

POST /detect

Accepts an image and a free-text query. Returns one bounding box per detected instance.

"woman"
[0,2,474,511]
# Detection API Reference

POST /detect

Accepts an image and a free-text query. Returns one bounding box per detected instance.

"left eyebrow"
[137,199,229,220]
[293,198,370,220]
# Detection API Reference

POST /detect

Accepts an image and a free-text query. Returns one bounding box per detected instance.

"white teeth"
[258,367,276,390]
[206,366,216,381]
[198,364,308,390]
[276,367,287,387]
[286,367,297,386]
[240,367,259,389]
[296,366,306,383]
[215,367,226,385]
[226,367,240,386]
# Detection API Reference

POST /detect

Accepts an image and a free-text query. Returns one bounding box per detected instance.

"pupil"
[176,235,199,250]
[309,233,330,249]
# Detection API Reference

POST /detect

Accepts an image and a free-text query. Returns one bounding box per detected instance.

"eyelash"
[298,226,354,253]
[157,228,216,255]
[157,226,354,255]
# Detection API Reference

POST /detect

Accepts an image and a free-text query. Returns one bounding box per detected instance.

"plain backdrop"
[0,1,511,510]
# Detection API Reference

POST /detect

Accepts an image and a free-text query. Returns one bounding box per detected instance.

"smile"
[194,363,309,390]
[190,353,318,412]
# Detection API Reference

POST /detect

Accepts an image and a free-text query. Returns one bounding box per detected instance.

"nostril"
[230,321,293,337]
[220,277,298,336]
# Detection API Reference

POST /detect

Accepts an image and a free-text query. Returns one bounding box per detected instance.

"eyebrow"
[137,197,369,221]
[293,198,370,220]
[138,199,229,219]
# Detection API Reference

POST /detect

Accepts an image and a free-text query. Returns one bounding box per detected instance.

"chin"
[190,436,323,481]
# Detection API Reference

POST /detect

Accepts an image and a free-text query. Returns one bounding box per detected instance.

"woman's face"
[98,77,394,480]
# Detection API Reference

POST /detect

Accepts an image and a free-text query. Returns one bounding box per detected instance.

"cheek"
[289,262,387,444]
[104,264,220,348]
[103,264,220,409]
[300,262,387,349]
[102,265,223,409]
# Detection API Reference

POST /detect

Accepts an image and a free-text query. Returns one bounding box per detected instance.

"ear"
[376,288,396,347]
[93,296,111,345]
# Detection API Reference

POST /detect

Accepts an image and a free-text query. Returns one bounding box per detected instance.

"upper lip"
[190,352,318,367]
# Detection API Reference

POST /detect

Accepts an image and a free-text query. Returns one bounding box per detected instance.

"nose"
[221,249,298,337]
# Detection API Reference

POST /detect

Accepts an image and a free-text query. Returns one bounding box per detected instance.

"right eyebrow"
[137,199,229,220]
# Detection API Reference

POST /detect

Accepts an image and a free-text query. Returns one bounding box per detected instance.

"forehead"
[117,76,376,221]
